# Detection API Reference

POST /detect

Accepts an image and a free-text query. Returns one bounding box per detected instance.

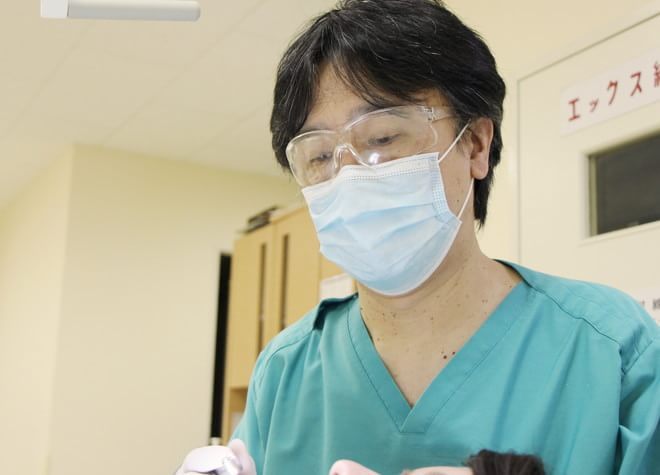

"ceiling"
[0,0,655,207]
[0,0,337,206]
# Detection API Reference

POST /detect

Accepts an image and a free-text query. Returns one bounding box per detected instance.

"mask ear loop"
[436,120,471,164]
[457,178,474,219]
[437,120,474,220]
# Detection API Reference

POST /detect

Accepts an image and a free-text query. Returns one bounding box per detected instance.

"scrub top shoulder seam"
[255,297,356,388]
[508,262,656,373]
[528,284,620,343]
[524,283,651,373]
[254,312,317,389]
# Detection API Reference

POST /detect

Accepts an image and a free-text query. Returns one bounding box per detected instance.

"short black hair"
[466,449,546,475]
[270,0,506,225]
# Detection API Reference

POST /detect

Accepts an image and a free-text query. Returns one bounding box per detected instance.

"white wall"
[516,12,660,291]
[46,145,300,475]
[0,145,300,475]
[0,152,73,474]
[445,0,657,261]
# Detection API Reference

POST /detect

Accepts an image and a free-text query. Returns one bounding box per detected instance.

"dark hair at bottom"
[466,449,546,475]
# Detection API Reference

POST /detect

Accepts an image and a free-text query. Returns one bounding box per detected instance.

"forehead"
[301,65,449,133]
[303,66,373,131]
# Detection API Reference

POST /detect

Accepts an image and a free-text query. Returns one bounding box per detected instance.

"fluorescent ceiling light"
[41,0,201,21]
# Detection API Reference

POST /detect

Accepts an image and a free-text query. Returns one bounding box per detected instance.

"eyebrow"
[298,102,392,134]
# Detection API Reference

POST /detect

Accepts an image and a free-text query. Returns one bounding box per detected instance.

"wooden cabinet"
[272,205,321,329]
[223,225,274,390]
[221,206,353,442]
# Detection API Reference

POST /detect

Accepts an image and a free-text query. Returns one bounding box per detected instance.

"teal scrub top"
[233,262,659,475]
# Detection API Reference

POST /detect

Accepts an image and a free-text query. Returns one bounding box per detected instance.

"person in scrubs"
[176,1,659,474]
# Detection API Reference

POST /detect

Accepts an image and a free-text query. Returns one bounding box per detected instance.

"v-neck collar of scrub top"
[346,260,532,434]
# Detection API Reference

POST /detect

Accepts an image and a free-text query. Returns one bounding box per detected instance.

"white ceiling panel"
[26,45,177,130]
[10,110,113,146]
[79,0,266,68]
[104,100,231,159]
[156,29,281,116]
[0,78,41,139]
[0,3,88,85]
[237,0,335,42]
[189,105,283,175]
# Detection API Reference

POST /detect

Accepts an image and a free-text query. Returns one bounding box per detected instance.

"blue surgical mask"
[302,125,472,296]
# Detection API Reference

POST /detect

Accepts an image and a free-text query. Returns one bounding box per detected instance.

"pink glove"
[175,439,257,475]
[328,460,473,475]
[403,468,472,475]
[329,460,380,475]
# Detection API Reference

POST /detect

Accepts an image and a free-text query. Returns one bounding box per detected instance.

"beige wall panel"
[0,153,72,475]
[47,145,299,475]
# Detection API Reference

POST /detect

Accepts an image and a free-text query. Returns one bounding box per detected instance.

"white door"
[517,8,660,322]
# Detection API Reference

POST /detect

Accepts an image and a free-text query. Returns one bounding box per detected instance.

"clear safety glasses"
[285,105,454,187]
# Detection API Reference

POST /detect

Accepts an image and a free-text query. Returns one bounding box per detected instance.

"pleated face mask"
[302,125,472,296]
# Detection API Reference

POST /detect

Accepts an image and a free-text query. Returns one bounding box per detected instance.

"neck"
[357,229,519,352]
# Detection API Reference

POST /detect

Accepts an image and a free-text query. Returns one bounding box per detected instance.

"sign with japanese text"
[560,48,660,134]
[632,287,660,326]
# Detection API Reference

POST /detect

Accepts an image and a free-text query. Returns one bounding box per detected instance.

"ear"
[466,117,493,180]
